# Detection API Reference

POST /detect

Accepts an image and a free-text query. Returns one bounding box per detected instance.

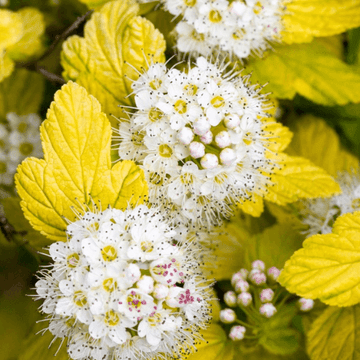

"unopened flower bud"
[200,130,213,144]
[237,292,252,307]
[220,148,236,165]
[189,141,205,159]
[153,284,169,300]
[137,276,154,294]
[229,325,246,341]
[252,260,265,271]
[125,263,141,285]
[215,131,231,148]
[201,153,219,169]
[298,298,314,312]
[235,279,249,293]
[250,272,267,286]
[260,288,274,303]
[220,308,236,324]
[267,267,281,281]
[231,271,247,287]
[193,118,211,136]
[178,127,194,145]
[259,303,277,318]
[224,291,237,307]
[224,114,240,129]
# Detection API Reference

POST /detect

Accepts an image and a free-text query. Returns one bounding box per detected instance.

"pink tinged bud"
[234,279,250,293]
[125,264,141,284]
[219,148,236,166]
[251,272,267,286]
[220,309,236,324]
[200,130,213,144]
[215,131,231,148]
[137,276,154,294]
[259,303,277,318]
[178,127,194,145]
[193,118,211,136]
[260,288,274,303]
[201,154,219,169]
[267,267,281,281]
[229,325,246,341]
[224,114,240,130]
[239,268,249,279]
[189,141,205,159]
[237,292,252,307]
[298,298,314,312]
[231,271,246,287]
[252,260,265,271]
[224,291,237,307]
[153,284,169,300]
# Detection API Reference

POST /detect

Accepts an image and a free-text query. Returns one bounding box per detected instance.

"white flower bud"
[224,114,240,130]
[252,260,265,271]
[234,279,249,293]
[201,154,219,169]
[231,271,247,287]
[153,284,169,300]
[229,325,246,341]
[125,263,141,285]
[224,291,237,307]
[250,272,267,286]
[137,276,154,294]
[215,131,231,148]
[220,309,236,324]
[219,148,236,166]
[200,130,213,144]
[237,292,252,307]
[267,267,281,281]
[240,115,255,131]
[189,141,205,159]
[193,118,211,136]
[298,298,314,312]
[260,288,274,303]
[178,127,194,145]
[259,303,277,318]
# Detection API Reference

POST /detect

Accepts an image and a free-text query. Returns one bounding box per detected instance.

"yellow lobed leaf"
[61,0,166,126]
[282,0,360,44]
[265,153,341,205]
[0,53,14,83]
[238,193,264,217]
[279,212,360,306]
[307,305,360,360]
[246,41,360,106]
[15,82,148,241]
[0,9,23,50]
[7,8,46,62]
[286,115,359,177]
[78,0,110,9]
[264,122,293,153]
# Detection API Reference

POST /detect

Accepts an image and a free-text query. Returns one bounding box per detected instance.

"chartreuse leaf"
[77,0,110,9]
[282,0,360,44]
[0,9,23,50]
[307,305,360,360]
[279,211,360,307]
[286,115,359,177]
[61,0,166,126]
[264,154,340,205]
[186,324,235,360]
[15,82,148,242]
[246,41,360,105]
[0,69,44,122]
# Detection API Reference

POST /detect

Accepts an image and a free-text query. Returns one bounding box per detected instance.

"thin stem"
[235,319,257,329]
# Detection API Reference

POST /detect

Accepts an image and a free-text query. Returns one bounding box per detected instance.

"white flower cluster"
[162,0,285,59]
[0,113,42,186]
[300,171,360,236]
[35,205,212,360]
[117,57,275,227]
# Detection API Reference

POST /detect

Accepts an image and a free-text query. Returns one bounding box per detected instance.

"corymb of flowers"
[35,205,213,360]
[118,57,274,226]
[161,0,284,58]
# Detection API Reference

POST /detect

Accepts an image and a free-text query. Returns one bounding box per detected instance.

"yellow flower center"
[141,241,154,253]
[232,29,245,40]
[17,122,28,133]
[184,0,196,6]
[0,162,7,174]
[101,245,117,262]
[174,100,187,114]
[149,172,165,186]
[209,10,222,23]
[159,144,173,158]
[149,79,162,90]
[131,131,145,146]
[184,84,198,96]
[180,173,194,185]
[103,278,118,292]
[211,96,225,108]
[149,107,165,122]
[191,30,205,41]
[66,253,80,268]
[73,291,87,307]
[19,143,34,156]
[148,313,162,326]
[253,1,263,14]
[105,310,120,326]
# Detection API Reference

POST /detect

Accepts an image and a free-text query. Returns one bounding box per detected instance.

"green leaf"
[61,0,166,126]
[15,82,148,242]
[347,27,360,65]
[0,68,44,122]
[246,41,360,106]
[279,211,360,307]
[307,305,360,360]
